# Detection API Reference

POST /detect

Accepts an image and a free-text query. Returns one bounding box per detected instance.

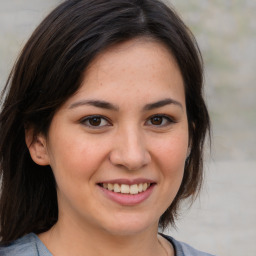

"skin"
[27,38,189,256]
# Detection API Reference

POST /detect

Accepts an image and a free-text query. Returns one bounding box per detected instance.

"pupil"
[89,117,101,126]
[152,117,162,125]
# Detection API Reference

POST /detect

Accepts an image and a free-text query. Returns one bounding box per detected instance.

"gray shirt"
[0,233,215,256]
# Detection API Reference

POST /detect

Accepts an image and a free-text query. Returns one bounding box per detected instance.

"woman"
[0,0,212,255]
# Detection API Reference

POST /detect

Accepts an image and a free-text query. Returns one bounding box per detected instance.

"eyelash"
[80,115,112,129]
[145,114,176,127]
[80,114,176,129]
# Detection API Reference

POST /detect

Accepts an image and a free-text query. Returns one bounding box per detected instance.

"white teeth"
[121,184,130,194]
[130,184,139,194]
[113,183,121,193]
[107,183,114,191]
[102,182,151,194]
[142,183,148,191]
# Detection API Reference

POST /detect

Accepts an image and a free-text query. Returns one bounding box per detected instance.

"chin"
[100,213,158,237]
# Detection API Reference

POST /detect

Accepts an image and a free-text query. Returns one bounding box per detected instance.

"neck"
[38,216,170,256]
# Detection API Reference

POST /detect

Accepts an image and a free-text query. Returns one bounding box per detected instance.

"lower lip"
[98,185,155,206]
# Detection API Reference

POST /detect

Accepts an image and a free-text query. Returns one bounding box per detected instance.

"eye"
[146,114,175,127]
[80,115,111,128]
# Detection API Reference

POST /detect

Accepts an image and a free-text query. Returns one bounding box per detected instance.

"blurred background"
[0,1,255,255]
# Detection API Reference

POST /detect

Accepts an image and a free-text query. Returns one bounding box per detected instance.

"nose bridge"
[110,124,151,170]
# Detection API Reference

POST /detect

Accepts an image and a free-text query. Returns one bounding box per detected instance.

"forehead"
[85,38,181,79]
[64,38,185,108]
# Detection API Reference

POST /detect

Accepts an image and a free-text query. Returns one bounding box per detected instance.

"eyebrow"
[143,98,183,111]
[69,100,119,111]
[69,98,183,111]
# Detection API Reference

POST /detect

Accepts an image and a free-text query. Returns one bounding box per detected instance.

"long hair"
[0,0,210,243]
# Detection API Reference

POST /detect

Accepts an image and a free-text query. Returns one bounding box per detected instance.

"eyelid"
[80,115,112,129]
[145,114,177,126]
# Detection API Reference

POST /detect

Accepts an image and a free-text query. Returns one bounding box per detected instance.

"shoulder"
[0,233,51,256]
[160,233,216,256]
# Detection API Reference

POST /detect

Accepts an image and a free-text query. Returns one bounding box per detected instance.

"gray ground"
[0,1,255,255]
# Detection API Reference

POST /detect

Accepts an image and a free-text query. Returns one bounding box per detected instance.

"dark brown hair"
[0,0,210,243]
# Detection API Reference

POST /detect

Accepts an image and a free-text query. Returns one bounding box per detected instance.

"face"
[32,39,189,236]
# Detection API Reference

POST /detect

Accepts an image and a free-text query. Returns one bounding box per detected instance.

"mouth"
[97,180,156,205]
[98,182,153,195]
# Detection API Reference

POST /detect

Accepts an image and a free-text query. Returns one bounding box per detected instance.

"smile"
[98,180,156,205]
[100,183,151,195]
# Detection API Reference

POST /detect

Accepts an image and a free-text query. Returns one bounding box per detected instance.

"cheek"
[48,132,107,183]
[151,134,188,213]
[152,133,188,171]
[151,133,188,201]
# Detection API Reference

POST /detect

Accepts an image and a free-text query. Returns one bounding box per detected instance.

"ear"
[25,127,50,166]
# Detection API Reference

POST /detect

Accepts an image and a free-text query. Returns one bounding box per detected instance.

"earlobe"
[25,128,50,166]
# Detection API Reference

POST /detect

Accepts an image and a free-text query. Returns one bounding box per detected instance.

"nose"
[109,127,151,171]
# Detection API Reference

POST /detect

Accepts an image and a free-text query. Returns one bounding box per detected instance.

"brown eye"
[151,116,163,125]
[146,115,175,127]
[81,115,110,128]
[89,117,102,126]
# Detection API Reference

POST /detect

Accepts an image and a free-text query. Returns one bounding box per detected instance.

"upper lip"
[97,178,156,185]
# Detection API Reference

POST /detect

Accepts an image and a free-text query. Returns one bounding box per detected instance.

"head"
[0,0,210,242]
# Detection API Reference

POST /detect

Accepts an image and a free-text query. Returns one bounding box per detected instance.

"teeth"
[107,183,114,191]
[142,183,148,192]
[102,183,151,194]
[121,184,130,194]
[113,183,121,193]
[130,184,139,194]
